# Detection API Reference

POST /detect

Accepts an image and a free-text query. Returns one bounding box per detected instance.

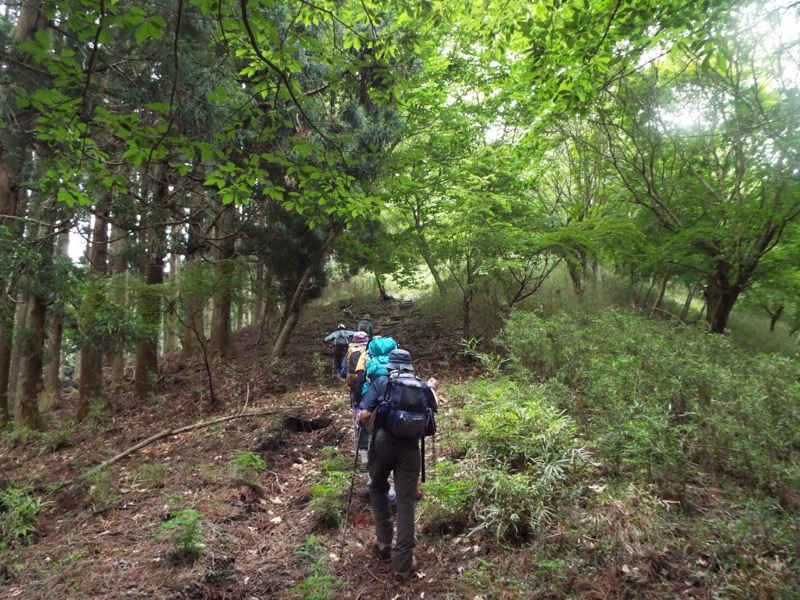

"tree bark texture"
[16,295,45,430]
[134,166,168,399]
[109,223,128,386]
[270,230,337,361]
[134,256,165,399]
[77,209,110,421]
[181,192,206,359]
[209,202,235,359]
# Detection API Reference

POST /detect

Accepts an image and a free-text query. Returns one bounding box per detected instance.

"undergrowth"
[422,307,799,597]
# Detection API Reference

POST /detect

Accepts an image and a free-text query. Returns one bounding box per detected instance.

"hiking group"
[322,314,439,582]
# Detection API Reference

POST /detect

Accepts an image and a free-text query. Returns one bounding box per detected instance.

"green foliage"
[288,536,344,600]
[131,462,169,489]
[420,461,475,534]
[38,427,75,456]
[230,451,267,482]
[310,447,350,528]
[156,508,204,560]
[311,354,327,387]
[83,467,119,511]
[0,485,51,548]
[496,308,800,497]
[460,337,511,377]
[75,278,155,352]
[427,379,588,543]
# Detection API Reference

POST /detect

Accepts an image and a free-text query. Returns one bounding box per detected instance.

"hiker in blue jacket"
[358,349,438,582]
[323,324,353,377]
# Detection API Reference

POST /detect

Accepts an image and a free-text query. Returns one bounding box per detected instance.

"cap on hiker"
[337,323,345,329]
[386,349,414,372]
[363,313,370,319]
[352,331,369,344]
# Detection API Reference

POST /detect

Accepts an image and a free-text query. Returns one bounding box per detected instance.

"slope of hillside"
[0,299,477,599]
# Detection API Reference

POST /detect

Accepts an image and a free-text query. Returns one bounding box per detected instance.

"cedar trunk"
[77,209,110,421]
[134,257,164,399]
[16,295,45,430]
[209,203,235,359]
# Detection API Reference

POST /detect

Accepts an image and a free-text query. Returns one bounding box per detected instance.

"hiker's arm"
[358,377,387,412]
[425,379,439,412]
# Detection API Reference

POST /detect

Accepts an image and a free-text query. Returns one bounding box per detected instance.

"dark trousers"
[332,346,347,375]
[369,428,419,573]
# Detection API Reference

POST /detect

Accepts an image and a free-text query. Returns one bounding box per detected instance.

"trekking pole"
[339,423,362,551]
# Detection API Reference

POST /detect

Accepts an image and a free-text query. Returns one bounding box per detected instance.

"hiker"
[359,335,399,500]
[345,331,370,468]
[323,324,353,377]
[358,349,438,581]
[357,313,373,340]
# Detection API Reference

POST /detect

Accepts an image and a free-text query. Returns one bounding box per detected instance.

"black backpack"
[377,373,436,439]
[333,330,349,348]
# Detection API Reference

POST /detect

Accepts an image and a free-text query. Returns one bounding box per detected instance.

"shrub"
[84,467,119,510]
[433,379,589,544]
[156,508,204,560]
[288,536,344,600]
[230,451,267,482]
[0,485,51,548]
[310,446,350,528]
[496,308,800,497]
[420,461,475,534]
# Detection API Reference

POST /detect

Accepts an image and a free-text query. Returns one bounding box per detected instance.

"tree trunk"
[271,264,315,361]
[567,252,588,296]
[0,3,46,425]
[77,208,110,421]
[16,295,45,430]
[134,165,168,399]
[680,282,699,322]
[41,231,70,410]
[252,260,265,327]
[134,256,164,399]
[704,271,740,334]
[163,225,182,355]
[650,272,670,317]
[374,271,387,299]
[109,223,128,386]
[767,306,784,332]
[209,202,235,359]
[8,299,27,418]
[422,250,446,296]
[181,193,206,359]
[270,230,337,361]
[0,298,14,424]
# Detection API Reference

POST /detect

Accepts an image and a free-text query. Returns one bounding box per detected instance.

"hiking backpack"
[333,330,349,348]
[376,373,436,439]
[344,347,367,388]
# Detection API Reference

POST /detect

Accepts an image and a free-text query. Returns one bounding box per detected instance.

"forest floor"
[0,297,485,600]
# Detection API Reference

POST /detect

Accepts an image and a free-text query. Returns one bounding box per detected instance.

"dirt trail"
[0,298,479,599]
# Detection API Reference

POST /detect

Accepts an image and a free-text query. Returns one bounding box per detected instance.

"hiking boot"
[375,541,391,561]
[394,557,417,582]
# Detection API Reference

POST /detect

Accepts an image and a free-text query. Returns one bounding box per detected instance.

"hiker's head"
[337,323,345,330]
[363,313,371,320]
[352,331,369,344]
[386,349,414,372]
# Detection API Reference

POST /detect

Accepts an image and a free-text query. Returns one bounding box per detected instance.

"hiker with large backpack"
[344,331,370,468]
[359,335,399,498]
[323,324,353,378]
[357,349,438,582]
[357,313,373,340]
